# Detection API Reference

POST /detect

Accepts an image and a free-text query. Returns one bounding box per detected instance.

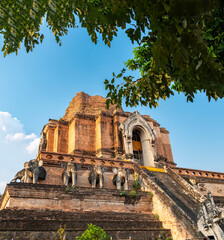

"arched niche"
[119,111,156,167]
[132,129,143,165]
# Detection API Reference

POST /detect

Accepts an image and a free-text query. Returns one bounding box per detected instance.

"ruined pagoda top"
[63,92,123,121]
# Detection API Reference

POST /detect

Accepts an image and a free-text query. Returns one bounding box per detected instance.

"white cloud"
[5,132,37,141]
[0,181,7,192]
[26,138,40,154]
[0,112,10,117]
[0,111,40,193]
[0,111,23,134]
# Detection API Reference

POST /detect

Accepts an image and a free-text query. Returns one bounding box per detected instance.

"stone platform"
[0,183,171,240]
[1,183,152,213]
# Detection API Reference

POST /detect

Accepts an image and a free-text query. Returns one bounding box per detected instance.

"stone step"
[145,170,199,223]
[0,210,163,231]
[0,209,172,239]
[0,219,163,231]
[0,209,156,221]
[0,183,172,239]
[0,229,171,240]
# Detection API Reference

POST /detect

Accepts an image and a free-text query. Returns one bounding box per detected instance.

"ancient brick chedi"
[42,91,174,166]
[1,92,224,240]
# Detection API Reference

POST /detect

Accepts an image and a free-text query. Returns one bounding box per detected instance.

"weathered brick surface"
[0,209,171,240]
[0,184,171,240]
[46,124,56,152]
[0,230,171,240]
[41,92,175,166]
[74,118,96,152]
[3,183,152,213]
[63,92,122,121]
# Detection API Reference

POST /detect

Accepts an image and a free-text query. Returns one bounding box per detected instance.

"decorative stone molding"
[197,192,224,240]
[119,111,156,167]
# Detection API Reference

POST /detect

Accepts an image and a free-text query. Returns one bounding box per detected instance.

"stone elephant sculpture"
[11,168,26,182]
[61,162,81,187]
[28,159,46,184]
[12,159,46,184]
[89,165,107,189]
[113,166,130,190]
[21,161,32,183]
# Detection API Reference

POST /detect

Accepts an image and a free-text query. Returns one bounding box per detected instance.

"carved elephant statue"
[113,167,130,190]
[21,161,32,183]
[11,169,26,182]
[28,159,46,184]
[89,165,107,188]
[12,159,46,184]
[61,162,81,187]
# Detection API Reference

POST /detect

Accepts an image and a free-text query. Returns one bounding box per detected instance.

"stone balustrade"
[38,151,135,170]
[39,152,224,180]
[172,167,224,179]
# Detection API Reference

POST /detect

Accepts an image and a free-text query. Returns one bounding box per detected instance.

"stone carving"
[189,177,198,186]
[61,162,81,187]
[12,159,46,184]
[21,161,32,183]
[11,169,26,182]
[89,165,107,188]
[28,159,46,184]
[113,166,130,190]
[38,132,47,154]
[197,192,224,240]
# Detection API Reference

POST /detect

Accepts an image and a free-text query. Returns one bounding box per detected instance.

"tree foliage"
[0,0,223,107]
[76,223,111,240]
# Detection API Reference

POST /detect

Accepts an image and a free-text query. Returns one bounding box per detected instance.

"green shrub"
[120,190,126,196]
[148,192,154,196]
[132,180,141,191]
[55,225,66,240]
[76,224,111,240]
[130,190,136,197]
[155,214,159,220]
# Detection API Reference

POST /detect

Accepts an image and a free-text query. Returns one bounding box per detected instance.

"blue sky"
[0,24,224,193]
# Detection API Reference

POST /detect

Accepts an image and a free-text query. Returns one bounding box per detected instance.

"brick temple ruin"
[1,92,224,240]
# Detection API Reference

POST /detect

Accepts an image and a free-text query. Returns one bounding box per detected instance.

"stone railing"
[38,151,135,170]
[165,167,206,202]
[172,167,224,180]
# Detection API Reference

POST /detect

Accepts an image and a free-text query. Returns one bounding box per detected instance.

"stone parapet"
[172,167,224,180]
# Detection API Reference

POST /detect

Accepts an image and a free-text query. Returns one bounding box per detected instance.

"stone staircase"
[145,170,200,223]
[132,165,203,239]
[0,210,171,240]
[0,183,171,240]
